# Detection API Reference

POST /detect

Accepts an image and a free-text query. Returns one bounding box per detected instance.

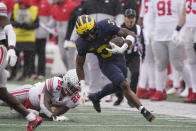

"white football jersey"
[140,0,151,28]
[140,0,154,37]
[0,2,7,41]
[150,0,184,41]
[28,77,81,110]
[185,0,196,27]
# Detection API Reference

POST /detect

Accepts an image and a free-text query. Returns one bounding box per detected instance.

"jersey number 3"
[157,0,172,16]
[186,0,196,14]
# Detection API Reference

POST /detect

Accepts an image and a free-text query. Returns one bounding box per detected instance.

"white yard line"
[0,123,196,128]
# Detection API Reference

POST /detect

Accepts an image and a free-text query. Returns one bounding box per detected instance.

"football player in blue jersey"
[75,15,155,122]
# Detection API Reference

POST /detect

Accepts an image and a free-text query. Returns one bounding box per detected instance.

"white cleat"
[167,87,182,95]
[180,87,189,97]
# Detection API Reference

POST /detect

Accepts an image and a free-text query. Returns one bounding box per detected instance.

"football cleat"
[141,107,156,122]
[113,98,123,106]
[146,88,156,99]
[184,88,192,103]
[167,87,182,95]
[180,87,188,98]
[166,80,173,87]
[184,89,196,103]
[88,93,101,113]
[151,90,167,101]
[137,87,149,99]
[27,115,43,131]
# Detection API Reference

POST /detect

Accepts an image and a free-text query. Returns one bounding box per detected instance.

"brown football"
[108,36,124,48]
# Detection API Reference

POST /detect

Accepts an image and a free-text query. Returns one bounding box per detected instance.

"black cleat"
[88,93,101,113]
[141,107,156,122]
[113,98,123,106]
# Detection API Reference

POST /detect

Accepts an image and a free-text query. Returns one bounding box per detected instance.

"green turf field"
[0,105,195,131]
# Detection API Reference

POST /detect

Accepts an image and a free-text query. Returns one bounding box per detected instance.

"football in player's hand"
[108,36,124,48]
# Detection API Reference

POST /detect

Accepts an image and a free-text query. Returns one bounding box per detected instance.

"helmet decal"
[76,15,95,35]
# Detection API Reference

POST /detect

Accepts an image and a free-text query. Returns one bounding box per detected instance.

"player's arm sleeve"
[40,88,53,118]
[4,24,16,47]
[45,77,62,93]
[44,78,54,93]
[75,39,87,56]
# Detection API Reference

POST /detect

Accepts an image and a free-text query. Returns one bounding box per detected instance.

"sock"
[172,67,182,88]
[189,64,196,93]
[139,106,144,112]
[148,62,156,89]
[183,62,191,88]
[155,69,167,92]
[96,83,118,100]
[138,61,148,88]
[25,112,36,121]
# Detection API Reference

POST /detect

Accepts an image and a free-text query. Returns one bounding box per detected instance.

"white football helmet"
[63,69,80,96]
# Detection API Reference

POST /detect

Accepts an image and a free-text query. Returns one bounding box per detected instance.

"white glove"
[79,80,88,104]
[106,42,128,54]
[172,30,180,45]
[27,109,39,116]
[52,115,69,122]
[6,49,17,67]
[63,40,76,48]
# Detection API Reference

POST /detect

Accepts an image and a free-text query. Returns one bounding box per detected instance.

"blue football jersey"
[75,19,120,61]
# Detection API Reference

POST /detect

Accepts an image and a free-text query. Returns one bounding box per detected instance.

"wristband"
[126,35,135,44]
[176,25,182,32]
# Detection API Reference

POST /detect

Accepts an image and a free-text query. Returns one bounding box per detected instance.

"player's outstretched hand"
[79,80,88,104]
[52,115,69,121]
[80,87,88,104]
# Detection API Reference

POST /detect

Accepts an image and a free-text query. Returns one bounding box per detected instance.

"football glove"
[171,30,180,45]
[106,42,128,54]
[27,109,39,116]
[6,49,17,67]
[79,80,88,104]
[52,115,69,122]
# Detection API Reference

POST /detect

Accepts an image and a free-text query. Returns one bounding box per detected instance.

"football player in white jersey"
[0,2,42,131]
[172,0,196,103]
[137,0,156,99]
[149,0,184,101]
[0,69,81,121]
